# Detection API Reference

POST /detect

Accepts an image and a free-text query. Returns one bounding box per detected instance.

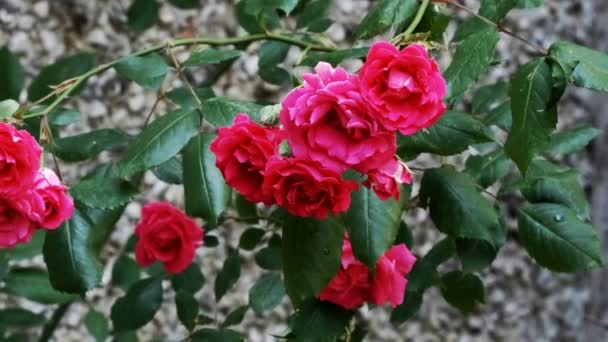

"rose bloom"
[320,238,371,309]
[210,114,285,204]
[0,122,42,195]
[29,169,74,229]
[363,159,413,201]
[280,62,396,173]
[360,42,447,135]
[135,202,204,274]
[0,199,36,248]
[370,244,417,308]
[320,238,416,309]
[262,156,359,219]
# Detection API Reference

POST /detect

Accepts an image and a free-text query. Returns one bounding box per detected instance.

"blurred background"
[0,0,606,341]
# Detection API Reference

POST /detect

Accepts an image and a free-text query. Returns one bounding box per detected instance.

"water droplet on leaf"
[554,215,564,222]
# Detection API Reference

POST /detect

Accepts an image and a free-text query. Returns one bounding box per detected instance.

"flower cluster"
[0,123,74,249]
[212,42,446,218]
[134,202,204,274]
[320,237,416,309]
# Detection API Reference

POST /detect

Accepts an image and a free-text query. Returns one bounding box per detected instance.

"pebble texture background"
[0,0,607,341]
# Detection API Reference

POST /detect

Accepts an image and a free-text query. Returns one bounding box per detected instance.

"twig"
[433,0,549,55]
[403,0,431,37]
[38,302,72,342]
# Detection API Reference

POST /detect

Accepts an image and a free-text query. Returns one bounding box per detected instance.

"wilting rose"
[280,62,396,173]
[0,122,42,195]
[135,202,204,274]
[262,156,359,219]
[210,114,285,204]
[370,244,417,307]
[364,159,413,200]
[360,42,447,135]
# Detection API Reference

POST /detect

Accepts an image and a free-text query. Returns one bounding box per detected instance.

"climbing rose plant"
[0,0,606,340]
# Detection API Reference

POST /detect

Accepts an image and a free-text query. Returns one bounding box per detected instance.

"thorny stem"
[432,0,549,55]
[21,33,334,120]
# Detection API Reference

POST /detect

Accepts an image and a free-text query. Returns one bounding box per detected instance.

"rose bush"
[0,0,606,341]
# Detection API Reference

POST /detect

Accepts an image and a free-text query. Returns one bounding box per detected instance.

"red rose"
[29,169,74,229]
[210,114,285,204]
[0,199,36,248]
[262,157,359,219]
[319,238,372,309]
[360,42,447,135]
[135,202,204,274]
[363,159,413,200]
[370,244,417,307]
[0,122,42,195]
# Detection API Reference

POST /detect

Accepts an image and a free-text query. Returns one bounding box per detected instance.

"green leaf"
[0,308,46,328]
[465,150,512,188]
[43,209,103,294]
[171,263,205,294]
[355,0,419,39]
[28,53,96,101]
[183,133,230,226]
[1,268,75,304]
[517,0,543,8]
[505,58,564,174]
[52,129,131,162]
[249,273,285,314]
[440,271,485,313]
[184,49,243,67]
[84,310,110,342]
[112,255,141,291]
[204,235,219,247]
[118,108,199,177]
[254,246,282,270]
[295,0,333,32]
[167,87,214,109]
[168,0,200,9]
[235,194,258,221]
[115,53,169,90]
[235,0,292,34]
[0,99,19,120]
[111,277,163,332]
[454,0,517,41]
[444,28,499,99]
[456,237,499,273]
[391,238,456,324]
[521,162,590,219]
[518,203,602,272]
[214,254,242,302]
[545,125,601,155]
[222,305,248,328]
[175,290,199,331]
[191,328,243,342]
[258,41,291,85]
[153,156,183,184]
[472,81,509,114]
[395,221,414,248]
[299,48,369,67]
[87,205,127,255]
[344,187,401,272]
[397,111,494,160]
[5,231,44,260]
[202,97,263,127]
[0,47,25,101]
[48,107,82,126]
[289,300,353,341]
[483,100,512,131]
[420,167,500,244]
[239,228,265,251]
[414,7,451,41]
[71,176,139,210]
[282,216,344,307]
[127,0,159,32]
[550,42,608,91]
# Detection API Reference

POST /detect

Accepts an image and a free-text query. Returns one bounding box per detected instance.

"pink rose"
[0,122,42,195]
[320,238,372,309]
[30,169,75,229]
[135,202,204,274]
[210,114,285,204]
[0,199,36,248]
[262,157,359,219]
[370,244,417,308]
[363,159,413,200]
[319,261,371,310]
[280,62,396,173]
[360,42,447,135]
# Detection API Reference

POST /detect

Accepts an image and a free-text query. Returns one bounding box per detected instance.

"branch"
[433,0,548,55]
